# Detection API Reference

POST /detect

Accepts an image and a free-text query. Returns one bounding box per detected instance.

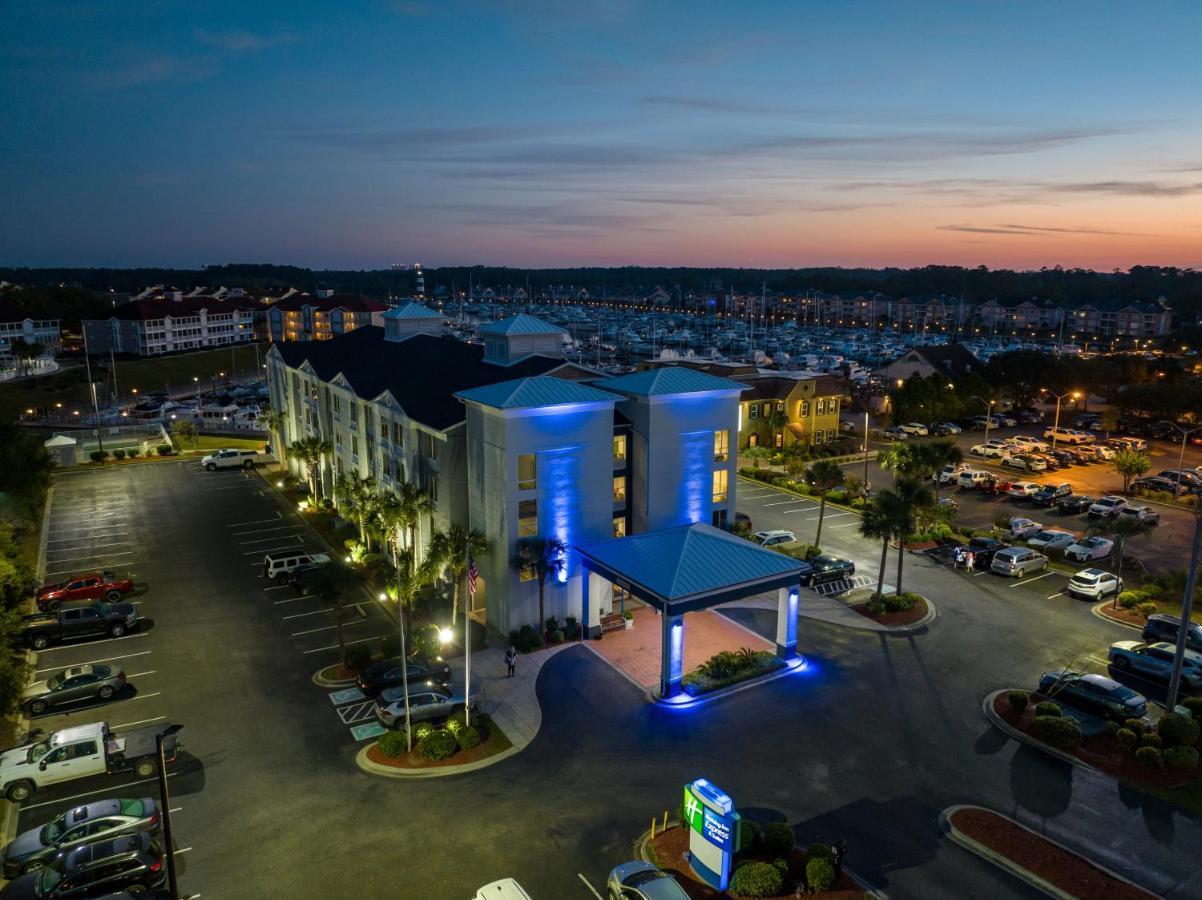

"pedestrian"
[505,645,517,678]
[954,546,964,569]
[831,839,847,879]
[964,551,975,573]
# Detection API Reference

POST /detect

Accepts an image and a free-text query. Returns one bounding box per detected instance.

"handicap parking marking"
[350,722,387,742]
[329,687,366,704]
[337,700,377,725]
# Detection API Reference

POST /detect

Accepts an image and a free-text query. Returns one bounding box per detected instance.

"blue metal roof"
[383,301,444,320]
[593,367,747,397]
[455,376,617,410]
[478,313,565,336]
[577,523,804,608]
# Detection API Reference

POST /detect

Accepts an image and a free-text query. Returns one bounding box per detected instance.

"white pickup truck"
[0,721,180,802]
[201,448,261,470]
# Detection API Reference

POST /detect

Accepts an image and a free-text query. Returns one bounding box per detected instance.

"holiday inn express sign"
[683,778,740,890]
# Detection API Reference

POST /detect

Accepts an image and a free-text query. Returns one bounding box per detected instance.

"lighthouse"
[414,263,425,299]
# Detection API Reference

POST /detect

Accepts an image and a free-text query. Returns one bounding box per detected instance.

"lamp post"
[1167,424,1202,497]
[155,724,184,900]
[1166,510,1202,713]
[970,394,995,446]
[862,407,870,490]
[1040,388,1081,450]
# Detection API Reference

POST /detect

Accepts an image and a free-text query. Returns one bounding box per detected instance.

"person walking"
[964,551,975,573]
[505,645,517,678]
[954,546,964,569]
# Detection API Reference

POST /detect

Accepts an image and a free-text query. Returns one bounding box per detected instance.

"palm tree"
[290,436,333,501]
[744,445,772,470]
[377,483,433,633]
[921,440,963,505]
[306,559,363,669]
[335,473,378,550]
[877,443,920,481]
[510,535,568,636]
[431,524,489,628]
[892,476,933,595]
[808,459,845,548]
[860,490,903,598]
[259,404,285,464]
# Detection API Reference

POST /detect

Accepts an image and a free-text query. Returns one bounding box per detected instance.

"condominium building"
[0,317,62,363]
[266,307,745,637]
[81,298,262,356]
[265,294,389,342]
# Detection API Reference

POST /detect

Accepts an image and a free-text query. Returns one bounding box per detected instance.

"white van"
[263,551,330,582]
[474,880,533,900]
[957,469,990,489]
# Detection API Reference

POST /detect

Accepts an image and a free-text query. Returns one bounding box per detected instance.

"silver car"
[991,546,1049,577]
[2,797,159,877]
[22,664,126,716]
[606,861,689,900]
[1108,641,1202,691]
[375,685,476,728]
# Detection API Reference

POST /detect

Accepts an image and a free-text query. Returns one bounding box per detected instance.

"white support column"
[660,611,684,698]
[583,569,605,638]
[775,585,798,659]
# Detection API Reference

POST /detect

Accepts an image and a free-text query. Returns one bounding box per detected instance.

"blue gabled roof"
[593,367,747,397]
[383,301,444,320]
[577,523,804,604]
[455,375,617,410]
[478,313,565,336]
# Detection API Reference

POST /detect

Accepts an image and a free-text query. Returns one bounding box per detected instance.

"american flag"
[468,553,478,597]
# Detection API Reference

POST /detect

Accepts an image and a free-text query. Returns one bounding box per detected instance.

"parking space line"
[264,584,292,592]
[46,534,131,544]
[35,650,151,675]
[780,506,817,514]
[231,525,302,537]
[1010,571,1056,588]
[239,534,304,545]
[302,635,388,654]
[46,552,137,565]
[241,538,302,555]
[292,619,370,637]
[283,602,366,620]
[807,511,853,521]
[126,670,156,679]
[762,500,801,507]
[110,715,165,729]
[578,874,605,900]
[1046,591,1065,599]
[44,565,140,578]
[126,691,163,702]
[274,594,313,604]
[829,523,858,528]
[21,772,179,811]
[227,514,282,527]
[34,633,148,652]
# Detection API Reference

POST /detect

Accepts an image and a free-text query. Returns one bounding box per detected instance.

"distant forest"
[3,263,1201,322]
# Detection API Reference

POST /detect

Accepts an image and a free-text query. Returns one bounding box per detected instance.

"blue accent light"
[669,618,684,684]
[679,430,710,526]
[539,445,581,585]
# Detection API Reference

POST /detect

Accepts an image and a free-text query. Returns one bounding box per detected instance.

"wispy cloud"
[638,95,796,116]
[91,54,219,89]
[1048,180,1202,197]
[938,223,1152,237]
[193,28,300,52]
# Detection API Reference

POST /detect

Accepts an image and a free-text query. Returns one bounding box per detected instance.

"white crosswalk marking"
[337,700,377,724]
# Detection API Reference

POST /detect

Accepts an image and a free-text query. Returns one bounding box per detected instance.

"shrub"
[1034,701,1061,717]
[1031,714,1082,750]
[1007,690,1029,713]
[381,634,401,659]
[545,616,559,636]
[551,629,564,643]
[1164,746,1200,771]
[867,591,921,614]
[770,476,791,488]
[127,448,139,458]
[805,842,834,862]
[739,467,758,479]
[802,544,821,560]
[156,444,172,456]
[510,626,536,653]
[456,725,481,750]
[759,822,794,858]
[413,723,435,744]
[89,450,108,463]
[1139,583,1163,600]
[1135,746,1163,769]
[1157,713,1200,748]
[735,819,759,855]
[1117,590,1145,610]
[1181,696,1202,719]
[1139,732,1163,749]
[772,858,788,874]
[1123,717,1147,736]
[112,448,126,460]
[377,731,409,758]
[825,489,849,505]
[1116,728,1138,752]
[1136,601,1159,619]
[419,728,459,760]
[345,645,371,672]
[445,716,463,735]
[729,861,783,898]
[805,857,836,893]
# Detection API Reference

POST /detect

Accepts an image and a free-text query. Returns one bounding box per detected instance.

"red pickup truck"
[36,571,135,612]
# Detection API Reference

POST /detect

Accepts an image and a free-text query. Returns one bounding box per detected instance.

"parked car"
[1037,670,1148,720]
[1108,642,1202,692]
[754,530,795,547]
[1090,444,1116,461]
[1044,426,1089,445]
[1016,410,1044,425]
[1131,476,1183,495]
[263,551,330,583]
[1159,469,1202,490]
[1032,453,1062,471]
[993,414,1018,427]
[1065,567,1122,600]
[934,464,967,485]
[0,833,165,899]
[1118,505,1160,526]
[1,798,159,879]
[1032,483,1072,506]
[1110,436,1147,452]
[35,572,135,613]
[1057,494,1096,514]
[1001,454,1047,473]
[1088,496,1128,518]
[970,441,1008,459]
[1142,614,1202,653]
[880,426,908,441]
[955,536,1007,568]
[374,685,476,728]
[1007,482,1042,500]
[929,422,962,435]
[897,423,928,436]
[355,656,453,698]
[799,555,855,587]
[22,665,126,716]
[1045,449,1078,468]
[21,603,139,652]
[1065,447,1097,465]
[200,448,260,470]
[1027,529,1076,551]
[1008,436,1049,453]
[991,546,1049,577]
[1006,517,1043,538]
[979,477,1015,496]
[956,469,991,490]
[1065,536,1115,562]
[605,862,689,900]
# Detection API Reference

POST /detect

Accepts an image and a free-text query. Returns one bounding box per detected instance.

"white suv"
[1044,426,1090,445]
[1088,496,1128,519]
[1066,567,1122,599]
[754,530,796,547]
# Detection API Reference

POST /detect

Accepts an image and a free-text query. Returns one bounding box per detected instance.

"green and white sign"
[683,784,705,833]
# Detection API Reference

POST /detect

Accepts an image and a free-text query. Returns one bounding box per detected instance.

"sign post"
[683,778,740,891]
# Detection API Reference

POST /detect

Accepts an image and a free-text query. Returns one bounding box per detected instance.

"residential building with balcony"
[0,317,61,364]
[265,294,389,343]
[81,298,262,356]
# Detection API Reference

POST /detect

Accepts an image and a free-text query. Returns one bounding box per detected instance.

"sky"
[3,1,1202,271]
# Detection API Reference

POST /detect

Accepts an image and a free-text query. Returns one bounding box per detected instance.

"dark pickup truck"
[22,601,139,651]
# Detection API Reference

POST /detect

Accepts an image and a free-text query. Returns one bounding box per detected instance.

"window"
[332,394,341,415]
[712,470,728,504]
[393,421,404,447]
[613,434,627,461]
[350,402,358,423]
[517,454,537,491]
[800,400,810,417]
[761,402,771,417]
[748,433,758,448]
[518,499,538,537]
[827,428,836,443]
[774,432,783,449]
[814,431,825,445]
[612,516,626,538]
[420,432,436,460]
[334,430,342,446]
[714,429,729,462]
[815,399,826,415]
[613,475,626,503]
[351,436,359,456]
[748,404,758,420]
[776,400,785,412]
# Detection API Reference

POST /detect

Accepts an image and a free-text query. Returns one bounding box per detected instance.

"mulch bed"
[992,693,1202,788]
[949,807,1156,900]
[649,826,864,899]
[1096,604,1149,628]
[850,596,928,627]
[366,717,512,770]
[318,663,357,682]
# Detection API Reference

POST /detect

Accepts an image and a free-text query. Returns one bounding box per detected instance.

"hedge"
[759,822,794,859]
[420,728,459,760]
[456,725,481,750]
[729,861,783,898]
[1164,746,1200,771]
[1007,690,1029,713]
[1135,746,1162,769]
[805,857,835,892]
[1031,714,1082,750]
[1157,713,1200,748]
[378,731,409,758]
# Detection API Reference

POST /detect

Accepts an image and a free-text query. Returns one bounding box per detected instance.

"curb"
[647,657,807,707]
[312,666,356,688]
[939,804,1156,900]
[981,690,1102,775]
[1090,601,1144,633]
[354,736,521,779]
[823,595,937,636]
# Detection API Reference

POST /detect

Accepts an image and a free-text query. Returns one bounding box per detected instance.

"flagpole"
[464,537,472,728]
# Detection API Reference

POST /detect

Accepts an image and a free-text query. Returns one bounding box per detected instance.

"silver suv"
[991,546,1049,578]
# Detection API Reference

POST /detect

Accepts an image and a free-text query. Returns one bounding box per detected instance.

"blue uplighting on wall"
[679,430,711,526]
[540,444,582,581]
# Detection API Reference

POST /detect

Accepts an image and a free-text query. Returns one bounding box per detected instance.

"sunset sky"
[4,1,1202,270]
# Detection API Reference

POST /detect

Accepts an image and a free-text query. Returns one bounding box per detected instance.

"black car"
[1016,410,1043,425]
[1057,494,1095,514]
[355,656,453,698]
[288,562,329,592]
[1142,614,1202,653]
[957,536,1006,568]
[929,422,956,436]
[1132,476,1182,495]
[1046,449,1076,467]
[1065,448,1096,465]
[1032,483,1072,507]
[0,833,164,899]
[798,555,855,587]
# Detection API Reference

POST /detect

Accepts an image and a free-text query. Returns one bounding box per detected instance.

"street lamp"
[970,394,996,445]
[1167,424,1202,497]
[1167,509,1202,713]
[1040,388,1081,449]
[155,724,184,900]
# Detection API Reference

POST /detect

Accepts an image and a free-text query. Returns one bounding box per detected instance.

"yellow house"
[739,375,844,450]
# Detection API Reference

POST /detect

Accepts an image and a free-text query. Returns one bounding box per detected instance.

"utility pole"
[156,724,184,899]
[83,330,103,452]
[1166,511,1202,713]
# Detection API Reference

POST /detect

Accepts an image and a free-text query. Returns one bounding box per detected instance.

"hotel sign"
[683,778,740,891]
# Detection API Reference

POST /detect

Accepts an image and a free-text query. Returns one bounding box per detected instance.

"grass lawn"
[182,435,267,452]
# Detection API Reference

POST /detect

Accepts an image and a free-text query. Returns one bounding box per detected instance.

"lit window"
[714,429,729,462]
[613,475,626,503]
[712,470,728,504]
[774,432,783,449]
[800,400,810,417]
[613,516,626,538]
[613,434,627,461]
[518,454,537,491]
[518,499,538,537]
[748,433,758,448]
[749,404,758,420]
[814,431,825,445]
